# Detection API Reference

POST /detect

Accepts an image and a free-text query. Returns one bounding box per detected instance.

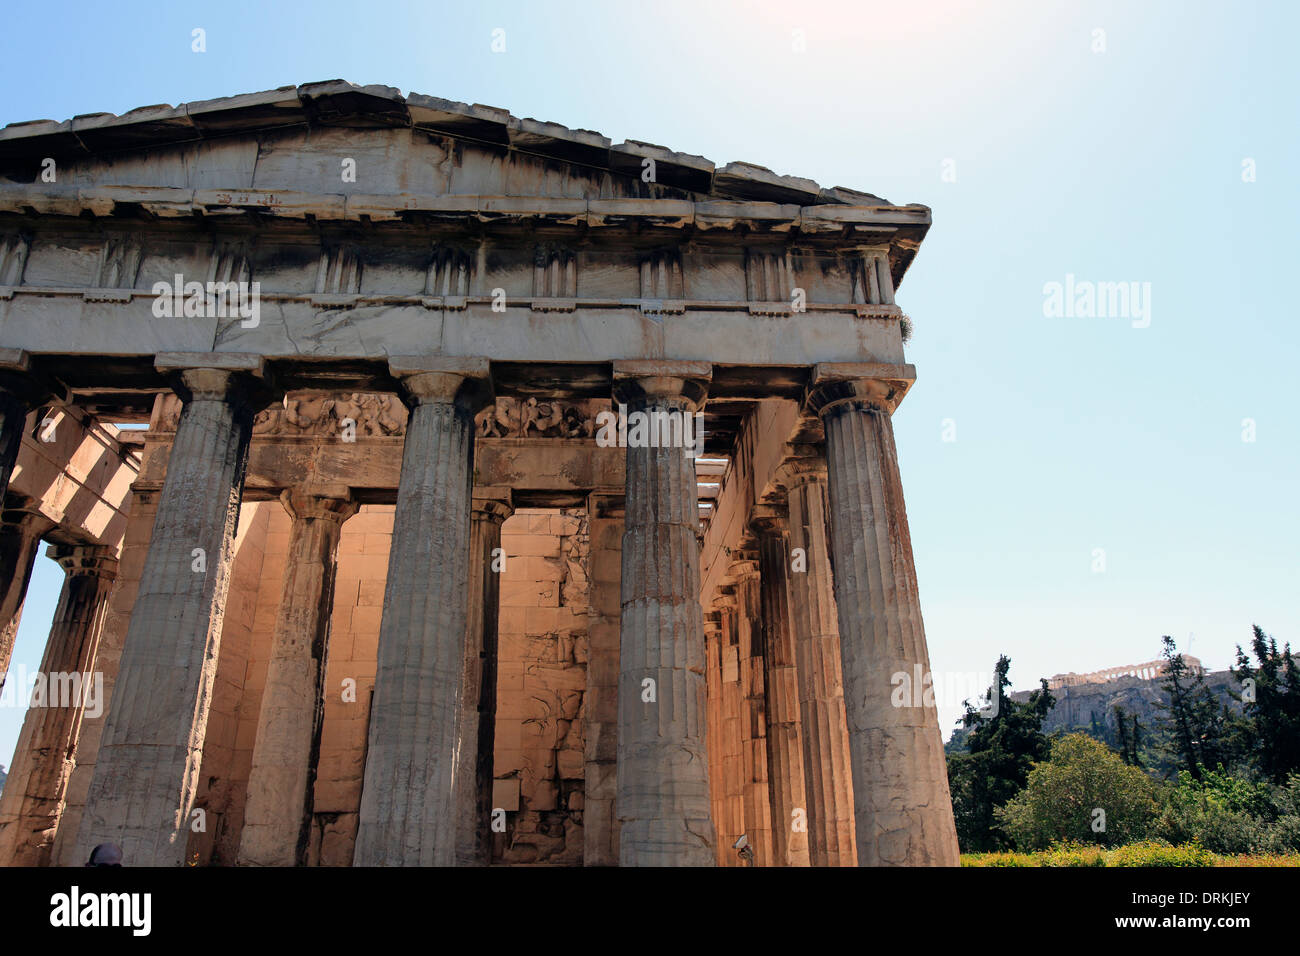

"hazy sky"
[1,0,1296,762]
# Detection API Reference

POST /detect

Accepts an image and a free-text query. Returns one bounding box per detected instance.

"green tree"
[996,733,1159,849]
[1156,635,1229,779]
[1114,705,1143,767]
[945,656,1054,851]
[1231,624,1300,784]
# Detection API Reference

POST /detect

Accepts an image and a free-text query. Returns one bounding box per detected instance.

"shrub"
[996,733,1159,849]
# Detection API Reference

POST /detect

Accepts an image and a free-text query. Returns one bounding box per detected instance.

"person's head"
[86,843,123,867]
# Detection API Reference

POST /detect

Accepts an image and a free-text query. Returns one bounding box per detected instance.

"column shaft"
[732,556,772,866]
[784,462,858,866]
[614,365,715,866]
[453,492,511,866]
[354,367,485,866]
[238,489,356,866]
[74,367,255,866]
[0,545,116,865]
[814,378,960,866]
[753,515,811,867]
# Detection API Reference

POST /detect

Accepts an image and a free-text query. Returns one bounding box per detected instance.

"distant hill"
[944,664,1243,772]
[1008,669,1241,739]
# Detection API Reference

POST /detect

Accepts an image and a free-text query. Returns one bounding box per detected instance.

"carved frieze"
[475,396,598,439]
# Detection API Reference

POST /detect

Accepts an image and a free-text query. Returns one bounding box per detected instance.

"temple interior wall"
[492,508,588,865]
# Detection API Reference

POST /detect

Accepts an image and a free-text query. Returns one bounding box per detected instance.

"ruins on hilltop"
[0,82,957,866]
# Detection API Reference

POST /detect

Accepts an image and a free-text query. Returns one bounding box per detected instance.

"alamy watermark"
[594,405,705,457]
[1042,274,1151,328]
[0,663,103,718]
[151,274,260,328]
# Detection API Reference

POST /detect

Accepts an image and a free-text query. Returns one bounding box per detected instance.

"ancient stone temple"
[0,81,958,867]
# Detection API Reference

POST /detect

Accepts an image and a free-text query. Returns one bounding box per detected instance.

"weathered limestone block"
[613,361,715,866]
[353,359,489,866]
[73,364,259,866]
[238,488,357,867]
[0,545,116,866]
[808,372,960,867]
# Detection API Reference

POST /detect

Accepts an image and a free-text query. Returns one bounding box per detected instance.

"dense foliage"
[945,626,1300,860]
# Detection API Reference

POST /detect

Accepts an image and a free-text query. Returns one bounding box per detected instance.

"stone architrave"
[612,360,716,866]
[0,544,117,866]
[0,497,55,695]
[353,357,491,867]
[806,367,960,867]
[73,358,262,867]
[750,507,811,867]
[238,487,358,867]
[453,488,513,866]
[777,453,858,866]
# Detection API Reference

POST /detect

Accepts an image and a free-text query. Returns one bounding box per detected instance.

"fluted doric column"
[354,358,491,866]
[74,360,262,866]
[777,454,857,866]
[454,488,513,866]
[728,549,772,866]
[612,360,715,866]
[0,497,55,696]
[751,507,811,867]
[807,367,959,866]
[702,610,727,865]
[0,544,117,866]
[238,486,357,867]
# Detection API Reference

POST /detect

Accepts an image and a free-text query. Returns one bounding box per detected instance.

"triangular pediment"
[0,80,893,209]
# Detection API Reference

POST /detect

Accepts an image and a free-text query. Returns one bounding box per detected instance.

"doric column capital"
[775,452,828,489]
[48,543,118,580]
[279,486,358,525]
[805,363,916,419]
[703,610,723,637]
[471,486,514,524]
[388,355,493,413]
[727,554,760,582]
[612,360,711,411]
[156,352,273,414]
[749,504,789,538]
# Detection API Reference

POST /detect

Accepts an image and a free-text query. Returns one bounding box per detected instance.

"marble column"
[0,497,55,696]
[778,454,858,866]
[702,611,726,866]
[751,507,811,867]
[453,488,512,866]
[0,544,116,866]
[729,549,772,866]
[238,487,357,867]
[612,360,715,866]
[712,591,744,865]
[807,369,960,866]
[74,362,260,866]
[354,358,490,867]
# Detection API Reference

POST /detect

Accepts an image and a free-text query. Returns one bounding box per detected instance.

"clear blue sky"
[1,0,1296,763]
